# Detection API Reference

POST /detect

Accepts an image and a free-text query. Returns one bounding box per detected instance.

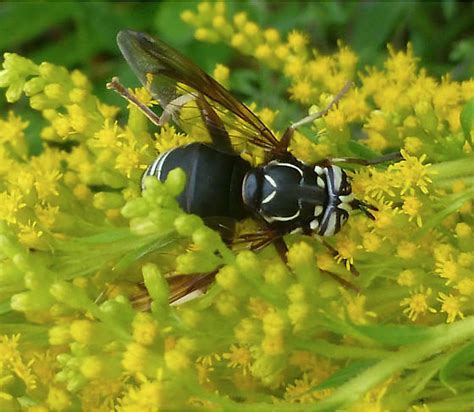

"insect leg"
[160,93,197,126]
[107,77,162,126]
[270,236,359,292]
[195,94,234,153]
[316,237,360,277]
[321,151,403,166]
[272,237,289,263]
[319,269,360,292]
[272,81,353,157]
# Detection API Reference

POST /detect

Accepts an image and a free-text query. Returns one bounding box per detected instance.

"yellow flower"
[456,278,474,296]
[404,136,424,155]
[122,342,150,374]
[435,256,460,285]
[393,150,432,195]
[0,189,26,224]
[132,312,159,346]
[0,111,29,155]
[385,43,418,84]
[117,379,164,412]
[287,30,309,51]
[0,335,37,391]
[401,195,424,226]
[437,292,466,323]
[213,63,230,87]
[341,291,377,324]
[17,220,44,248]
[397,269,419,287]
[289,79,314,104]
[285,373,317,403]
[223,345,251,373]
[47,387,71,411]
[400,286,436,321]
[164,349,190,373]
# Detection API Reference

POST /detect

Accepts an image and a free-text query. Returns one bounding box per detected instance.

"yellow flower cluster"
[0,2,473,411]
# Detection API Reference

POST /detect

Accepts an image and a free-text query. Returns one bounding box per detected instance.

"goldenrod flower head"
[400,286,437,321]
[287,30,309,52]
[437,292,466,323]
[47,387,71,411]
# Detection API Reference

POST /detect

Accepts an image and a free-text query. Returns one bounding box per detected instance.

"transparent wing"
[117,30,280,153]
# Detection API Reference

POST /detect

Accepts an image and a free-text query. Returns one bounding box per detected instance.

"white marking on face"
[314,166,324,175]
[310,219,319,230]
[290,227,303,234]
[314,205,324,216]
[262,214,275,223]
[322,212,337,236]
[338,203,352,213]
[339,194,354,203]
[269,209,301,222]
[331,166,342,192]
[264,174,277,188]
[261,190,276,204]
[277,162,304,176]
[317,177,325,188]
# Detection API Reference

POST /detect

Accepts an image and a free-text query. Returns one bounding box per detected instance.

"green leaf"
[353,324,434,346]
[0,324,49,344]
[439,341,474,394]
[351,2,411,62]
[0,3,77,50]
[113,234,180,271]
[154,1,194,46]
[314,360,375,390]
[460,98,474,143]
[347,140,381,159]
[0,299,12,315]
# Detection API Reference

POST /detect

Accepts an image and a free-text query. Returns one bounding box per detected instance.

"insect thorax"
[242,158,354,236]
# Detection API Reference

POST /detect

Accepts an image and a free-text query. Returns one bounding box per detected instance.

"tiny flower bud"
[80,356,103,379]
[216,265,239,291]
[192,226,221,249]
[23,77,46,95]
[164,168,186,196]
[176,251,220,274]
[164,349,190,372]
[174,214,204,236]
[121,198,150,218]
[236,251,261,278]
[142,263,169,306]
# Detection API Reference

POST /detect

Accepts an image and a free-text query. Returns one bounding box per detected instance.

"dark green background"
[1,1,473,137]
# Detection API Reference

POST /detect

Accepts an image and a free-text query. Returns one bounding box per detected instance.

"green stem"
[312,316,474,411]
[430,156,474,181]
[293,339,392,359]
[190,316,474,411]
[434,176,474,189]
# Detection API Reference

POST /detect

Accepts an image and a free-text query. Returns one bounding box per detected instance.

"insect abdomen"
[143,143,251,219]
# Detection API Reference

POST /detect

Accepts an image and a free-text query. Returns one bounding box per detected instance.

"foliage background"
[1,1,473,155]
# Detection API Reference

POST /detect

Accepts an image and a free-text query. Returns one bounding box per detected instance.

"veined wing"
[117,30,280,153]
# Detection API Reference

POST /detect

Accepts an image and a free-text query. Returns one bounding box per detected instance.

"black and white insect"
[110,30,400,302]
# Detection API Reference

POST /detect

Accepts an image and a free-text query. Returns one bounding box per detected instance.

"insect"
[109,30,400,304]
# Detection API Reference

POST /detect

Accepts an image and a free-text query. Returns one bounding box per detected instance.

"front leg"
[316,151,403,167]
[271,81,353,158]
[107,77,162,126]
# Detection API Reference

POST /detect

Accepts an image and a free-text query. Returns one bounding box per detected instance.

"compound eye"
[339,183,351,195]
[338,210,350,228]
